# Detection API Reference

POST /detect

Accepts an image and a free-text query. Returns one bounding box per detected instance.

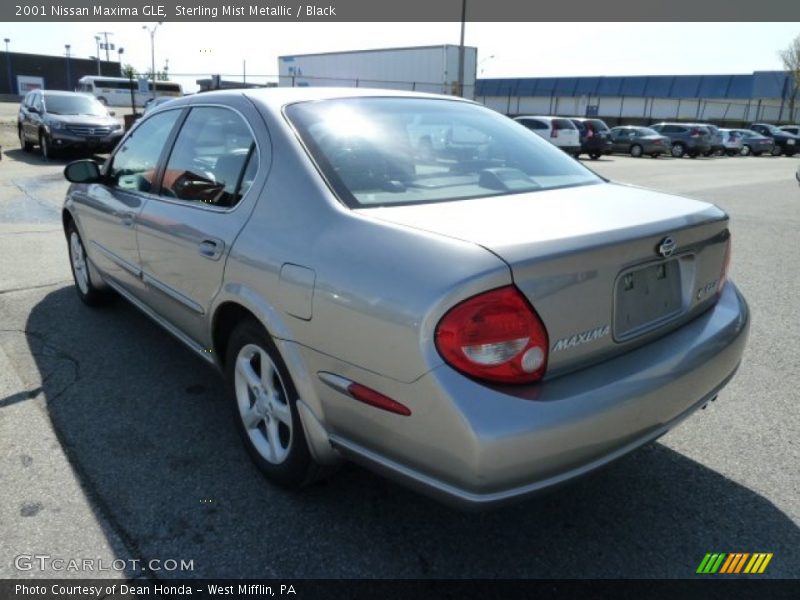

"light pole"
[65,44,72,90]
[142,23,161,99]
[457,0,466,97]
[94,35,101,75]
[3,38,12,95]
[117,47,124,76]
[97,31,113,62]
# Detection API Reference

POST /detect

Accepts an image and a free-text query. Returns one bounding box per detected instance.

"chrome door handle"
[121,212,135,227]
[198,239,224,260]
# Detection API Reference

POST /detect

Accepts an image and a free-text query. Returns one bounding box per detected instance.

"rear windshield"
[636,127,660,136]
[552,118,577,130]
[285,98,601,208]
[588,119,609,131]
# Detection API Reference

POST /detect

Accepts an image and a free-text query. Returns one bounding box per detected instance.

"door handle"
[198,239,224,260]
[121,212,135,227]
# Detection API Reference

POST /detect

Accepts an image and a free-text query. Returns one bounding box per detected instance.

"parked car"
[61,88,749,509]
[750,123,799,156]
[718,129,744,156]
[608,126,671,158]
[514,115,581,156]
[732,129,776,156]
[691,123,725,157]
[568,117,612,159]
[143,96,177,113]
[779,124,800,136]
[18,90,124,159]
[649,122,712,158]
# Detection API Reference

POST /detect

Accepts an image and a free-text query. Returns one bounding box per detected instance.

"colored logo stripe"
[697,552,773,574]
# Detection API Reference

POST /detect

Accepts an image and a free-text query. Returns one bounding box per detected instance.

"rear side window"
[159,106,257,208]
[552,119,576,130]
[519,118,547,130]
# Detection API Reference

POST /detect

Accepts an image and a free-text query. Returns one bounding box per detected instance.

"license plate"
[614,259,683,339]
[788,139,795,145]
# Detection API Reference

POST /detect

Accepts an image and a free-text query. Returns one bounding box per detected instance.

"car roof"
[39,90,94,98]
[237,86,476,109]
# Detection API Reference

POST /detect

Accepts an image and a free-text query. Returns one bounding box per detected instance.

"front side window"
[519,119,546,130]
[287,98,601,208]
[159,107,256,208]
[109,109,182,192]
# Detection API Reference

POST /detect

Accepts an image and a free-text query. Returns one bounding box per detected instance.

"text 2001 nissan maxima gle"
[61,89,749,508]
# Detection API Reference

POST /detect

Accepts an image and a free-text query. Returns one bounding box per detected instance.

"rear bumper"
[328,282,749,509]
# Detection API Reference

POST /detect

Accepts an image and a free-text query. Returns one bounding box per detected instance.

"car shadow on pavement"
[23,286,800,579]
[3,148,106,167]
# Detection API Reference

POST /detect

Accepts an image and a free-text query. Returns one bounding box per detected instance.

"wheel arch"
[210,297,340,466]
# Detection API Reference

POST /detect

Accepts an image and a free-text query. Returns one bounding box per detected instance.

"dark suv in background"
[750,123,799,156]
[649,122,712,158]
[569,117,612,160]
[18,90,123,159]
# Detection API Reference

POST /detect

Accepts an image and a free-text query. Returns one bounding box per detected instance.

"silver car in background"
[719,128,744,156]
[61,89,749,508]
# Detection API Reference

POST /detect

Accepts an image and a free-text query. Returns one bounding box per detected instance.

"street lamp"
[94,35,101,75]
[65,44,72,90]
[3,38,12,95]
[117,47,124,76]
[142,23,161,99]
[478,54,495,75]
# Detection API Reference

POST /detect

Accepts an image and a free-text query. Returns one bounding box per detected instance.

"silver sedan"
[61,88,749,509]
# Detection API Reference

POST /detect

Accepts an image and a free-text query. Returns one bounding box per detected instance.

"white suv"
[514,116,581,156]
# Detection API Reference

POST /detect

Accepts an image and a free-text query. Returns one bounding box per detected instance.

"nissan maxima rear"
[62,89,749,509]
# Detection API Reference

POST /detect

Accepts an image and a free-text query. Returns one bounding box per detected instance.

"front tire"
[630,144,643,158]
[39,131,55,160]
[66,222,108,306]
[671,143,685,158]
[771,145,782,157]
[19,127,33,152]
[741,145,751,156]
[226,319,324,488]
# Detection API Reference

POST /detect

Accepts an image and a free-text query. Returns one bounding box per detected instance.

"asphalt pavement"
[0,144,798,579]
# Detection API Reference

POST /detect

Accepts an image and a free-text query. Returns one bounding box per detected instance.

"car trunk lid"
[356,182,730,377]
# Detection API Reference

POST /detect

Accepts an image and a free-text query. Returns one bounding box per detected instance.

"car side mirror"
[64,159,102,184]
[108,110,116,117]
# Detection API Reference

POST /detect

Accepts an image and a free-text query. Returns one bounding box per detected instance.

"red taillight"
[550,122,559,138]
[435,286,549,384]
[347,382,411,416]
[690,127,701,137]
[717,235,732,296]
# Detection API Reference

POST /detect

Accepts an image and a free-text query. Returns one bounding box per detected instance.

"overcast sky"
[2,22,798,91]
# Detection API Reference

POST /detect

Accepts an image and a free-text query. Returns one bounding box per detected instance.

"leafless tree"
[778,34,800,122]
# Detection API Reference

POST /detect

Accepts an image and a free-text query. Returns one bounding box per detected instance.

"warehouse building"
[0,50,120,99]
[476,71,799,125]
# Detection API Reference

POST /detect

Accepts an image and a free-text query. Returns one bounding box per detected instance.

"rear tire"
[671,143,685,158]
[226,318,329,489]
[589,152,601,160]
[771,146,782,157]
[741,145,751,156]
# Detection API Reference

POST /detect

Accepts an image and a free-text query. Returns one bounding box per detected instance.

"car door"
[76,108,184,296]
[135,101,263,345]
[610,128,629,152]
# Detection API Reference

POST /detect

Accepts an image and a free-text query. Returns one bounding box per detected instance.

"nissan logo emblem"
[658,236,677,257]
